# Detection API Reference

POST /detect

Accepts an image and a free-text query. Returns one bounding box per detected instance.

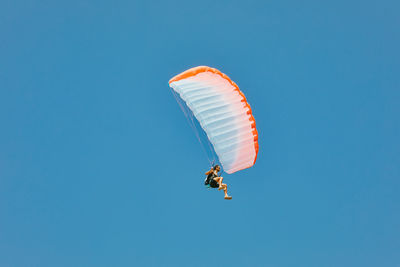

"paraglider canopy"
[169,66,258,174]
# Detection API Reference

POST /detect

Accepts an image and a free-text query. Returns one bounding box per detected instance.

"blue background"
[1,0,399,266]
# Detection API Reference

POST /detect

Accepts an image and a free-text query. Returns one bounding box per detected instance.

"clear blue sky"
[1,0,399,266]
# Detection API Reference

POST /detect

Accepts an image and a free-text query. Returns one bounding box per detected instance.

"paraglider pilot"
[204,165,232,200]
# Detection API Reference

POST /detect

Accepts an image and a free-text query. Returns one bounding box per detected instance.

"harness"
[204,172,216,185]
[204,164,222,188]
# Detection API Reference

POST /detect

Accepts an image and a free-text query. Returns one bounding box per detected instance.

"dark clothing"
[209,178,220,188]
[205,172,219,188]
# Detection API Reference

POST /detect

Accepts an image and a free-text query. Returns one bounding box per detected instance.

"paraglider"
[204,165,232,199]
[169,66,258,199]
